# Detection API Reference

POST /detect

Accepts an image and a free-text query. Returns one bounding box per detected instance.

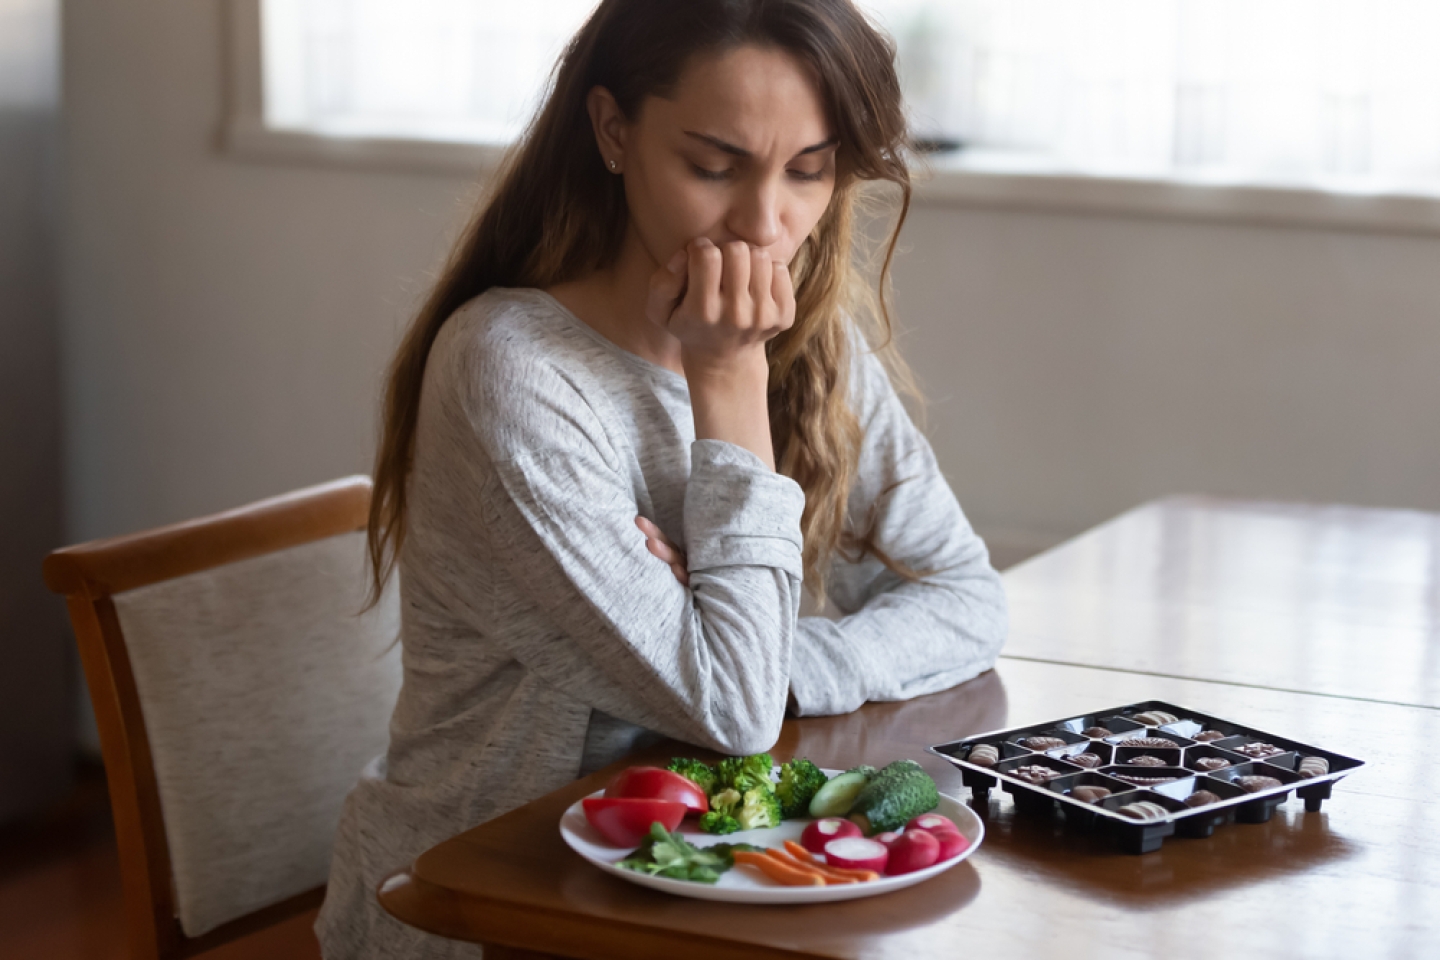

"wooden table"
[378,498,1440,959]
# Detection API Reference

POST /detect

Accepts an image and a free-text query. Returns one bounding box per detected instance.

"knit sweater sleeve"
[428,325,805,756]
[787,342,1009,717]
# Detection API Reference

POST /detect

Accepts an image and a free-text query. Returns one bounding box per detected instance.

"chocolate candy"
[1132,711,1179,726]
[1184,790,1221,808]
[1298,756,1330,778]
[1234,742,1285,759]
[1081,726,1113,739]
[1019,736,1068,751]
[1236,775,1283,793]
[1193,730,1226,742]
[1128,755,1167,767]
[1193,757,1231,771]
[1071,785,1112,804]
[969,744,1000,767]
[1011,765,1065,784]
[1116,801,1170,820]
[1113,773,1178,785]
[1068,753,1103,768]
[1122,737,1177,750]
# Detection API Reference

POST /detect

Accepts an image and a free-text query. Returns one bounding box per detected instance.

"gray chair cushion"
[112,530,401,936]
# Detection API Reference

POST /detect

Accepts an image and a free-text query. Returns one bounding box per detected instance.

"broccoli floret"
[664,757,718,795]
[698,811,741,835]
[735,786,784,831]
[716,753,774,789]
[775,758,829,819]
[709,787,743,819]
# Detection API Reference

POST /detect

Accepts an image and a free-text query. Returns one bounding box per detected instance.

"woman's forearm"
[683,346,776,470]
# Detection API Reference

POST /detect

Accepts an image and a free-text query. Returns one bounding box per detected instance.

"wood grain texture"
[387,661,1435,960]
[1002,496,1440,707]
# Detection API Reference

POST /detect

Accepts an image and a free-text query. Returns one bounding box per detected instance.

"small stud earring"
[608,159,618,172]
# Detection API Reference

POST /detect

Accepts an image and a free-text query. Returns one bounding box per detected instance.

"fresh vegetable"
[582,797,686,847]
[800,817,861,854]
[709,787,743,819]
[736,785,784,831]
[847,764,879,779]
[604,767,708,815]
[781,840,878,882]
[823,836,890,874]
[775,758,829,819]
[716,753,773,789]
[733,849,825,886]
[808,768,872,818]
[664,757,718,795]
[906,813,958,835]
[874,830,902,849]
[883,829,940,876]
[905,813,968,859]
[847,760,940,835]
[698,811,740,835]
[615,823,761,883]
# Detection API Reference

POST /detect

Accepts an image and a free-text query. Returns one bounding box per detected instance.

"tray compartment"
[1113,744,1183,768]
[1183,743,1249,773]
[1046,740,1115,769]
[926,698,1366,852]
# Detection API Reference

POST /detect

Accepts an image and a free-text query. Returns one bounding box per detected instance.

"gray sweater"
[316,287,1007,958]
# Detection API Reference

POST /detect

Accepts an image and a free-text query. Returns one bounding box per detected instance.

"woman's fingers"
[636,516,689,586]
[771,259,796,334]
[748,247,774,331]
[645,247,689,330]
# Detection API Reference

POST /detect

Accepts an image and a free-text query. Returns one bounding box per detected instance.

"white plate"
[558,771,984,904]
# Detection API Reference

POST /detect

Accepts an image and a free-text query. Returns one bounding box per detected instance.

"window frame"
[220,0,1440,237]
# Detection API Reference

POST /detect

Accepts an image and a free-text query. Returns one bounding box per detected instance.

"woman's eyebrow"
[683,131,839,158]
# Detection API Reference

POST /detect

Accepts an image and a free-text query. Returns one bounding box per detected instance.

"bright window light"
[261,0,1440,193]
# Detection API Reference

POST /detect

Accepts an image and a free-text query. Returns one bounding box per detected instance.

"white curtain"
[263,0,1440,191]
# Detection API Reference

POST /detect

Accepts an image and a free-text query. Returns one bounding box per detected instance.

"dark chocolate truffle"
[1128,755,1167,767]
[1193,730,1226,742]
[1071,785,1112,804]
[1122,737,1177,749]
[1236,775,1283,793]
[1011,765,1065,784]
[969,744,1000,767]
[1234,742,1285,759]
[1081,726,1113,739]
[1019,736,1068,751]
[1193,757,1231,771]
[1116,800,1170,820]
[1184,790,1221,808]
[1297,756,1330,778]
[1068,752,1103,768]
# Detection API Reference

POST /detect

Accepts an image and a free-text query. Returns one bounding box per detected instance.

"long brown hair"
[368,0,919,605]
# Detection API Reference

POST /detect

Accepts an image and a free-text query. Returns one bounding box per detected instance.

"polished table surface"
[378,498,1440,959]
[1004,496,1440,708]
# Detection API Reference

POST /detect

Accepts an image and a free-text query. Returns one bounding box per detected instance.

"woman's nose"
[728,181,782,249]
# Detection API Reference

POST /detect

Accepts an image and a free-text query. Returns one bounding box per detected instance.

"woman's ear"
[586,86,628,174]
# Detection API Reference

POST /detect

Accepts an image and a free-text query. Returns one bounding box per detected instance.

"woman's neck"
[545,229,685,376]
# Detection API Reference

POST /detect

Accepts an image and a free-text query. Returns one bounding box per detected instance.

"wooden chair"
[43,476,402,960]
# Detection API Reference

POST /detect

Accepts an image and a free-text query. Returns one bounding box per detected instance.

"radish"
[903,813,968,860]
[874,830,902,849]
[917,828,969,860]
[884,829,940,875]
[800,817,861,854]
[905,813,958,835]
[823,836,889,873]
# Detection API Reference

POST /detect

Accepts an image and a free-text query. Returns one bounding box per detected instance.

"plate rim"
[558,771,983,904]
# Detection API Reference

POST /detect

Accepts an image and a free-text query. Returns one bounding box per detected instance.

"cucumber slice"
[808,769,871,818]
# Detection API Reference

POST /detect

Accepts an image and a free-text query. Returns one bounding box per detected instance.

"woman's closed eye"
[689,163,827,183]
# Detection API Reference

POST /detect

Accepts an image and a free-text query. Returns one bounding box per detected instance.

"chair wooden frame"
[42,476,374,960]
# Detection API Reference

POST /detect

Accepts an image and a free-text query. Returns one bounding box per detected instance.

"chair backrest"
[43,476,402,960]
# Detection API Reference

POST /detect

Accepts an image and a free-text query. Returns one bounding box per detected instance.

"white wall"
[63,0,1440,569]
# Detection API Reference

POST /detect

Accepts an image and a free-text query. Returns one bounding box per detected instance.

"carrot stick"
[733,850,826,886]
[776,843,878,883]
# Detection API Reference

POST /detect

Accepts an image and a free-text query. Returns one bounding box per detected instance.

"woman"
[318,1,1006,956]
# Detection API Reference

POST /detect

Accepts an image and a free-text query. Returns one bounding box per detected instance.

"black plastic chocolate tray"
[929,700,1364,855]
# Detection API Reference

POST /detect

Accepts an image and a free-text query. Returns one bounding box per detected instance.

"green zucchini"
[807,769,872,818]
